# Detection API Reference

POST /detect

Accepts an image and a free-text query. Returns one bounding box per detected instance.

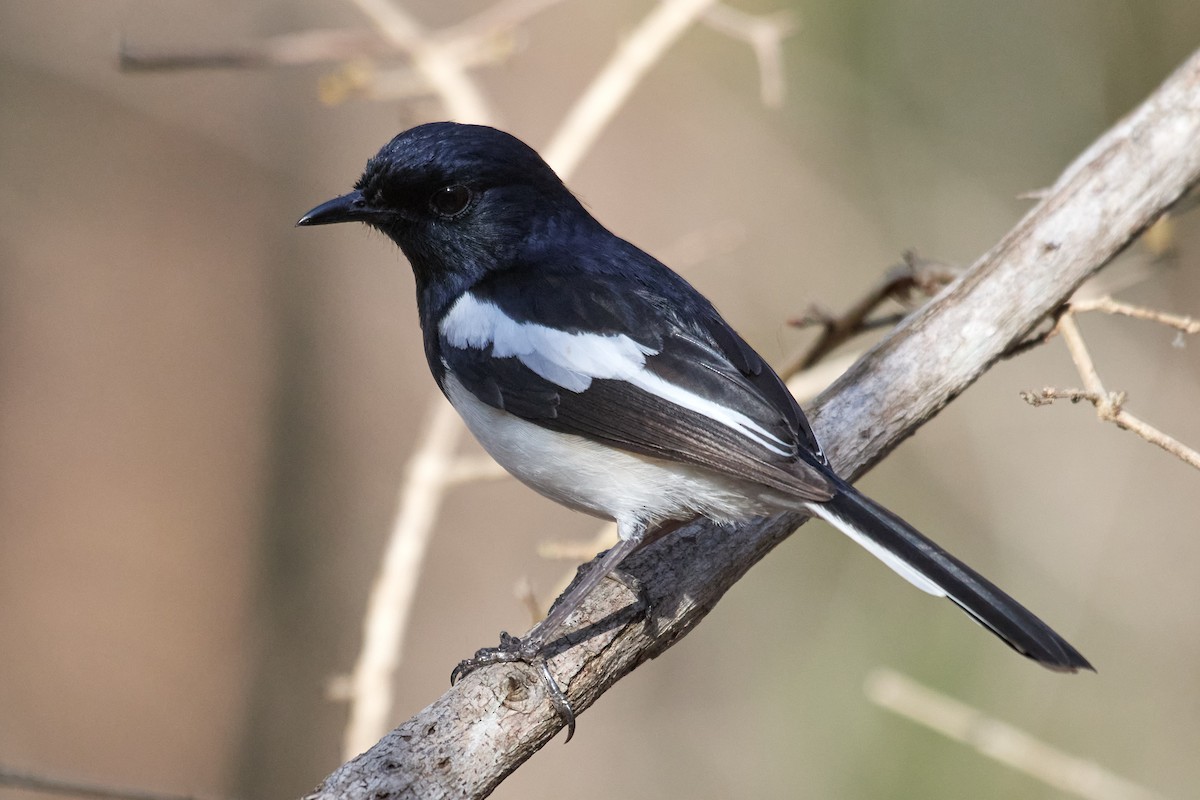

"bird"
[298,121,1091,736]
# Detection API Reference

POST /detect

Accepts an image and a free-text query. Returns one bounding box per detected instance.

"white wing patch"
[440,292,795,456]
[441,292,652,391]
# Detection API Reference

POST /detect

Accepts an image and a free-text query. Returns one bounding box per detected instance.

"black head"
[298,123,591,296]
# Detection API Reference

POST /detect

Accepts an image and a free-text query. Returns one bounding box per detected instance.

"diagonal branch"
[307,42,1200,800]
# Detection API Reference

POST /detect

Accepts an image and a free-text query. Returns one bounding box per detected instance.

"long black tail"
[805,480,1092,673]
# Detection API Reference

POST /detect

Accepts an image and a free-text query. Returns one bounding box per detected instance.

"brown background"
[2,2,1200,799]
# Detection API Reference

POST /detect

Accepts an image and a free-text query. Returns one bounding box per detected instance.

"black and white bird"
[299,122,1090,729]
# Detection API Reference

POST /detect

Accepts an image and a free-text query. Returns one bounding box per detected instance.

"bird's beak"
[296,190,384,227]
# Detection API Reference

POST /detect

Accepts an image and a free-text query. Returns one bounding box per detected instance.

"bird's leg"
[451,524,647,740]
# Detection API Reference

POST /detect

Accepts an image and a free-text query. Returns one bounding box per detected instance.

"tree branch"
[306,46,1200,800]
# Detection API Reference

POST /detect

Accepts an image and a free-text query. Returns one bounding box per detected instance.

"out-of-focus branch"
[118,29,392,70]
[118,0,799,111]
[339,400,467,758]
[541,0,719,177]
[335,0,493,762]
[0,764,208,800]
[701,4,797,107]
[865,669,1165,800]
[305,40,1200,800]
[346,0,490,122]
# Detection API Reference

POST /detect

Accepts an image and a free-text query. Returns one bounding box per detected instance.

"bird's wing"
[437,273,834,502]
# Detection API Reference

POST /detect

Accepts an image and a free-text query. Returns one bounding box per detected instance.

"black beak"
[296,190,381,227]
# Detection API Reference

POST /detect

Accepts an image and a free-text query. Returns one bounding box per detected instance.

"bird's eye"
[429,184,473,218]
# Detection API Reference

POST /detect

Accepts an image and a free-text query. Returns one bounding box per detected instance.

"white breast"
[442,373,774,537]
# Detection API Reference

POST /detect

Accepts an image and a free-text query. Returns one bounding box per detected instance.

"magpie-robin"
[299,122,1090,733]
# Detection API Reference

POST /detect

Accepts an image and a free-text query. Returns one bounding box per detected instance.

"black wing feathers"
[439,269,834,501]
[696,308,824,460]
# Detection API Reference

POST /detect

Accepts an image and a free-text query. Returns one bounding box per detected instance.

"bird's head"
[298,122,589,294]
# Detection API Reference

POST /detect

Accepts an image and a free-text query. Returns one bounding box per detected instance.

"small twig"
[1019,387,1121,408]
[865,670,1166,800]
[118,29,392,70]
[781,251,959,375]
[0,765,212,800]
[1057,314,1107,396]
[1070,296,1200,334]
[347,0,491,122]
[1022,312,1200,471]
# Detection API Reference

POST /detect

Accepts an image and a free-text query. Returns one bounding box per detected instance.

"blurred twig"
[119,29,392,70]
[346,0,491,121]
[542,0,719,177]
[701,4,797,107]
[865,669,1167,800]
[339,400,468,758]
[0,765,213,800]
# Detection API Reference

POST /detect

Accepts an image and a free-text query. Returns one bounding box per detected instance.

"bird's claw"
[449,631,531,683]
[449,631,577,742]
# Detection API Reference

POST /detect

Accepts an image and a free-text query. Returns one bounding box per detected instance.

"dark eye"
[429,184,472,218]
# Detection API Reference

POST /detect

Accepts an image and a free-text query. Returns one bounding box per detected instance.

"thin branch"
[1071,295,1200,333]
[119,0,572,103]
[346,0,491,122]
[118,29,392,70]
[0,765,211,800]
[700,4,798,107]
[307,40,1200,800]
[541,0,720,178]
[1021,313,1200,470]
[781,251,959,374]
[865,669,1165,800]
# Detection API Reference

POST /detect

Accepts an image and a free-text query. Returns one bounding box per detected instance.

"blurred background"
[2,1,1200,798]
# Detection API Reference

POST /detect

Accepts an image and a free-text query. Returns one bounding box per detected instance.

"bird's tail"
[805,480,1092,672]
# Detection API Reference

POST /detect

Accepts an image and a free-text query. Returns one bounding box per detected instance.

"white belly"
[442,373,772,535]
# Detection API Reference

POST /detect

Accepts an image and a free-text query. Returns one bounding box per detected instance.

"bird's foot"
[450,631,577,741]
